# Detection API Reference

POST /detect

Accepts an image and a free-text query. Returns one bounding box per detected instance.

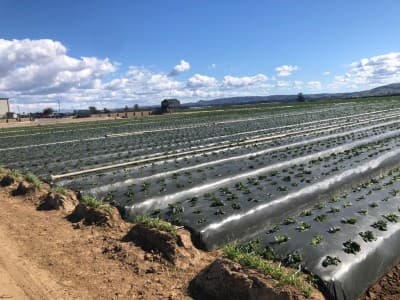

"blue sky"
[0,0,400,111]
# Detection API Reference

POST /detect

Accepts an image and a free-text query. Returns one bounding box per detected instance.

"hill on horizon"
[184,83,400,107]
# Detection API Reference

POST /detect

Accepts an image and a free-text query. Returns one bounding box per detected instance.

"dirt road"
[0,224,69,299]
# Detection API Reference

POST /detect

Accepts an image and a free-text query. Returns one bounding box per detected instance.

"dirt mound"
[67,203,122,227]
[361,262,400,300]
[124,223,200,266]
[12,181,37,196]
[0,182,217,299]
[0,174,15,187]
[37,191,78,213]
[191,258,322,300]
[0,168,221,299]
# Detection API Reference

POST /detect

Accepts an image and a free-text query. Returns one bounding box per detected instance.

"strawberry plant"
[359,231,376,242]
[311,235,323,246]
[343,240,361,254]
[372,220,387,231]
[322,256,341,267]
[273,235,290,244]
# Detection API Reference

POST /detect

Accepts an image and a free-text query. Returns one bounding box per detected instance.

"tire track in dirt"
[0,221,69,300]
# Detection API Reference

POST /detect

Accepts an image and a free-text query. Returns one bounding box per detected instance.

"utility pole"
[58,99,61,113]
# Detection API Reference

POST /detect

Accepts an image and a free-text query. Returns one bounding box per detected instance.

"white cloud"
[9,39,400,112]
[221,74,268,89]
[323,71,330,76]
[168,60,190,76]
[307,81,322,90]
[275,80,290,88]
[275,65,299,77]
[0,39,310,111]
[0,39,66,76]
[105,66,183,95]
[187,74,217,88]
[331,52,400,89]
[208,63,216,70]
[293,80,303,89]
[0,38,116,94]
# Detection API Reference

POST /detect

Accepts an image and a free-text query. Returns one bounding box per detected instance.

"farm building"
[0,98,10,118]
[161,99,180,113]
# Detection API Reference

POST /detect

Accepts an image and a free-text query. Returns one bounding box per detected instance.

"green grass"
[51,186,68,195]
[23,173,42,188]
[81,195,112,212]
[81,195,102,207]
[134,215,178,236]
[8,170,23,178]
[224,244,312,298]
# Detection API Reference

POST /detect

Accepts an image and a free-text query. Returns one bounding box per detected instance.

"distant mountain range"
[184,83,400,107]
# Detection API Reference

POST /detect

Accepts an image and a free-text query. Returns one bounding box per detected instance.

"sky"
[0,0,400,112]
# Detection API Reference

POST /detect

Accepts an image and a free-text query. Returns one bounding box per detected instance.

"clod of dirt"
[102,238,142,273]
[37,192,78,213]
[12,181,36,196]
[67,203,122,227]
[361,263,400,300]
[191,258,312,300]
[0,175,15,187]
[124,224,199,266]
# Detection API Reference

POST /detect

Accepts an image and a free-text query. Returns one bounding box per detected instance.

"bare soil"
[0,117,116,128]
[360,263,400,300]
[191,258,324,300]
[0,179,217,299]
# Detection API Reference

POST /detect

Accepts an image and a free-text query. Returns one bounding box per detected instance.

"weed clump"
[224,243,312,298]
[52,186,68,195]
[24,173,42,188]
[81,195,112,213]
[134,215,178,236]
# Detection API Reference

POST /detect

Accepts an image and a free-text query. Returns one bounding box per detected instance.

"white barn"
[0,98,10,118]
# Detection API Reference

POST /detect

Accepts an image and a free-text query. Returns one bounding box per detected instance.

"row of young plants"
[145,132,400,234]
[36,112,400,177]
[0,104,368,162]
[52,114,400,187]
[1,100,397,151]
[7,109,395,190]
[0,99,389,139]
[232,166,400,299]
[0,101,350,144]
[65,120,400,208]
[6,107,400,185]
